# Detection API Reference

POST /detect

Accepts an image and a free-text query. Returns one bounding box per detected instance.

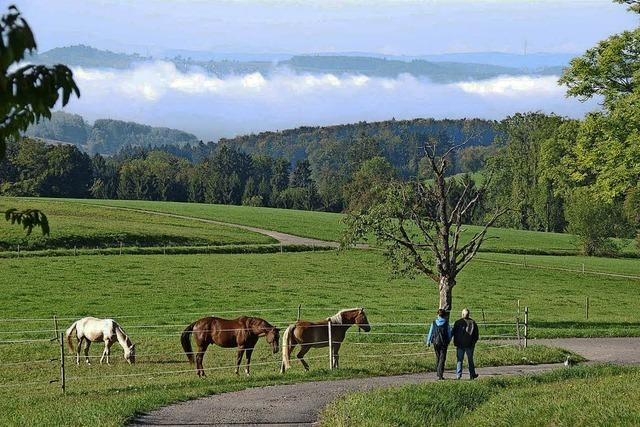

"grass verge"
[320,365,640,427]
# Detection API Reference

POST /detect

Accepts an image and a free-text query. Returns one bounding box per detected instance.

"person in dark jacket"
[425,308,452,380]
[452,308,479,380]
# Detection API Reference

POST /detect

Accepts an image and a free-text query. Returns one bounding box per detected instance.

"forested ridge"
[25,111,199,154]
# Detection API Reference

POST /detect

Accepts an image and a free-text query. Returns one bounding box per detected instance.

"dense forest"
[25,112,199,155]
[1,121,494,213]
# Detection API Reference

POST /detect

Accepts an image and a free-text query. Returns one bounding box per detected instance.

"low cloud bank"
[67,61,596,140]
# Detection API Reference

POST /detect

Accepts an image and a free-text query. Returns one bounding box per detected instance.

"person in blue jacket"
[425,308,453,380]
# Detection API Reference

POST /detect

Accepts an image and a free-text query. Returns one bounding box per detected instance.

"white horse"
[65,317,136,365]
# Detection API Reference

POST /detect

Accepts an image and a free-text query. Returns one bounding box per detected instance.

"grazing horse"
[65,317,136,365]
[280,308,370,373]
[181,316,280,377]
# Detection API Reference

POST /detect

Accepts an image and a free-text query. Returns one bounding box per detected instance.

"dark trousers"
[434,344,448,379]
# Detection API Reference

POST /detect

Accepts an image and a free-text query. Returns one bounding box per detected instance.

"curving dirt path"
[92,204,340,248]
[131,338,640,426]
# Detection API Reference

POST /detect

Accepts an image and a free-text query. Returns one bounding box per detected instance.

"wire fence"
[0,305,530,394]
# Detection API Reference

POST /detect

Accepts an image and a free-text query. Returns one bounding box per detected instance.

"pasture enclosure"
[0,197,275,251]
[0,248,638,425]
[84,198,639,255]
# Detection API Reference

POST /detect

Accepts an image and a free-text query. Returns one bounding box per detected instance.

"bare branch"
[455,207,509,274]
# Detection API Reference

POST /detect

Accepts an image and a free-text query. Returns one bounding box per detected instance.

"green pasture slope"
[84,198,638,255]
[320,365,640,427]
[0,197,274,250]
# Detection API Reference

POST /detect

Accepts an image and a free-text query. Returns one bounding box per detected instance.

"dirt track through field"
[132,338,640,426]
[91,204,340,248]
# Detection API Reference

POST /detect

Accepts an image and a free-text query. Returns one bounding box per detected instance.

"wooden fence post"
[297,304,301,321]
[59,332,66,393]
[328,320,333,370]
[585,297,589,320]
[524,307,529,348]
[515,316,521,348]
[481,308,486,324]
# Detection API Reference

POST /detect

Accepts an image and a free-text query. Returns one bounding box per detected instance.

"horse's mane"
[328,307,363,325]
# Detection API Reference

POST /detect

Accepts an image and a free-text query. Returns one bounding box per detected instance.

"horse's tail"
[181,322,197,364]
[65,321,78,353]
[281,324,295,372]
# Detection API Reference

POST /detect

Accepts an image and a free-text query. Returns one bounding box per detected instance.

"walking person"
[425,308,452,380]
[453,308,479,380]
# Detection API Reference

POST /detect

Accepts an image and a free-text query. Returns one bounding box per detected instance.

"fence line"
[0,317,529,393]
[475,257,640,281]
[0,306,524,324]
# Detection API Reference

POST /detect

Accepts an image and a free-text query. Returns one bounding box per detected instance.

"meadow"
[320,365,640,427]
[82,198,639,255]
[0,198,274,250]
[0,197,639,425]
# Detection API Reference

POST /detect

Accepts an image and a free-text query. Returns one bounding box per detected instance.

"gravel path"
[131,338,640,427]
[93,205,339,248]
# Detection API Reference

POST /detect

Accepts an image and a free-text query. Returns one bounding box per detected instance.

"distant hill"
[280,55,561,82]
[29,44,149,69]
[315,51,573,69]
[25,112,199,155]
[29,45,565,82]
[219,118,498,177]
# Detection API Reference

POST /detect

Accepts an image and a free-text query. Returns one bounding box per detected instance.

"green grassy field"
[0,197,639,425]
[0,198,274,250]
[320,365,640,427]
[0,249,594,426]
[81,198,639,255]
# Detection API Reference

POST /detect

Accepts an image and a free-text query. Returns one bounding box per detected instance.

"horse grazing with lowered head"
[181,316,280,377]
[66,317,136,365]
[280,308,370,373]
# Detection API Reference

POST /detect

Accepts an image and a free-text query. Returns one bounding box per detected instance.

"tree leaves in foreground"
[1,4,79,235]
[4,208,48,236]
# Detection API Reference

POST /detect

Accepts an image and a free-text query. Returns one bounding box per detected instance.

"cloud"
[454,76,563,97]
[66,61,597,140]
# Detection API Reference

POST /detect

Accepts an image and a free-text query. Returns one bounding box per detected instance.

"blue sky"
[15,0,639,55]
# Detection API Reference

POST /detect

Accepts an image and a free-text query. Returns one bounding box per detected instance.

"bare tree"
[342,140,508,312]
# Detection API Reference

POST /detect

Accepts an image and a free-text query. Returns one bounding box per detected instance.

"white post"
[524,307,529,348]
[328,320,333,370]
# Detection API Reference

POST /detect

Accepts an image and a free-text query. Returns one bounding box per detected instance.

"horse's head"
[355,308,371,332]
[266,328,280,354]
[124,344,136,364]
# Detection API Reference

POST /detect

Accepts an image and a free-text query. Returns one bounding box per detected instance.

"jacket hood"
[434,316,447,326]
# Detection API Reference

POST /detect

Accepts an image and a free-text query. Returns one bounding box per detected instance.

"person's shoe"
[437,376,444,380]
[470,373,479,380]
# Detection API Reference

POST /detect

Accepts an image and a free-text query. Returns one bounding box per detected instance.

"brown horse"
[181,316,280,377]
[280,308,370,373]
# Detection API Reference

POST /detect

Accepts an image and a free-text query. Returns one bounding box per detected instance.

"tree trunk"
[438,275,455,313]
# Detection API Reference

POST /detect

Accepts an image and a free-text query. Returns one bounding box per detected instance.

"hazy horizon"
[13,0,637,140]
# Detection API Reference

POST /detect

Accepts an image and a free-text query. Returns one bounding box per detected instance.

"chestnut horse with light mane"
[280,308,370,373]
[181,316,280,377]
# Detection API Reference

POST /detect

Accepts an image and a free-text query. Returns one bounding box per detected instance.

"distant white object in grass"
[564,355,576,367]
